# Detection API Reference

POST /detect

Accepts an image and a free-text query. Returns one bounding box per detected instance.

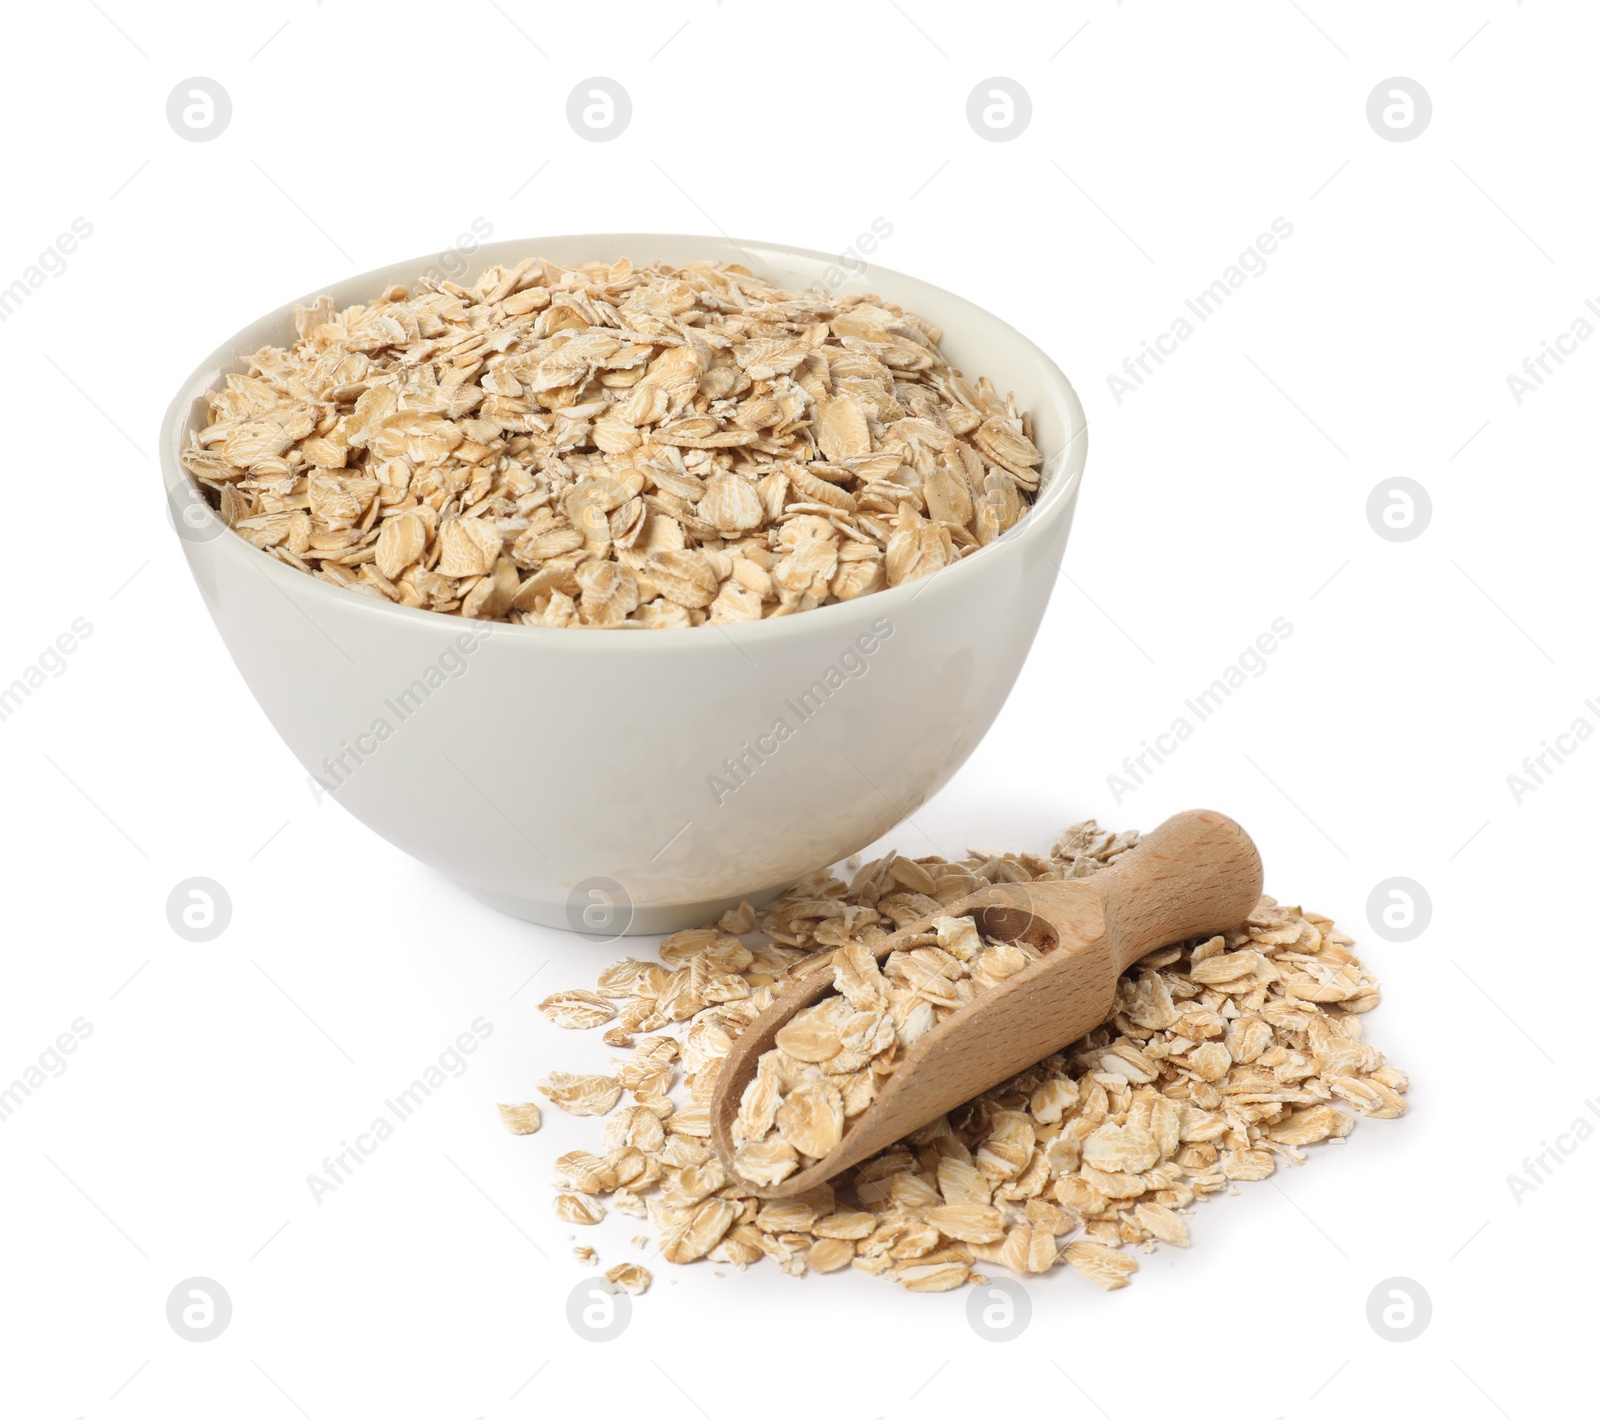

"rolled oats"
[728,928,1046,1183]
[518,822,1407,1292]
[185,257,1041,627]
[497,1101,542,1134]
[604,1262,653,1295]
[539,989,618,1029]
[538,1070,623,1116]
[554,1193,605,1225]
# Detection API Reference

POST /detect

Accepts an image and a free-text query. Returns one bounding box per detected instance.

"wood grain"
[709,809,1263,1198]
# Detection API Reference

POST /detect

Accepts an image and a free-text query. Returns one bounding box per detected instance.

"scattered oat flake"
[497,1102,542,1135]
[539,990,618,1029]
[605,1262,652,1295]
[1133,1202,1190,1248]
[1065,1241,1137,1290]
[555,1193,605,1225]
[538,1071,623,1116]
[896,1261,971,1292]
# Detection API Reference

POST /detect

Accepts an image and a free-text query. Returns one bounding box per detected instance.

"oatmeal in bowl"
[161,236,1086,932]
[179,257,1043,629]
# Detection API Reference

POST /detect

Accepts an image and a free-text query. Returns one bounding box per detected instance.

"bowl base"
[459,880,793,937]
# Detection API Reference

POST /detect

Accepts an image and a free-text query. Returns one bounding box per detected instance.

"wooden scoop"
[710,809,1263,1198]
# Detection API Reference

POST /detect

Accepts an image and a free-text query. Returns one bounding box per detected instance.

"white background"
[1,1,1592,1416]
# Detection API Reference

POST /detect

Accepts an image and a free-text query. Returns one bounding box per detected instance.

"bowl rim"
[159,232,1088,649]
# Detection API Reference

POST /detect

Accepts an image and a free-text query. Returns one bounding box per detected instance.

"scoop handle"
[1089,809,1263,972]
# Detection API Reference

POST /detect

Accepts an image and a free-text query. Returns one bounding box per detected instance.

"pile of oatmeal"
[510,823,1407,1292]
[182,257,1042,627]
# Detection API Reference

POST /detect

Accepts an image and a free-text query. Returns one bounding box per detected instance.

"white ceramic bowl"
[160,235,1087,934]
